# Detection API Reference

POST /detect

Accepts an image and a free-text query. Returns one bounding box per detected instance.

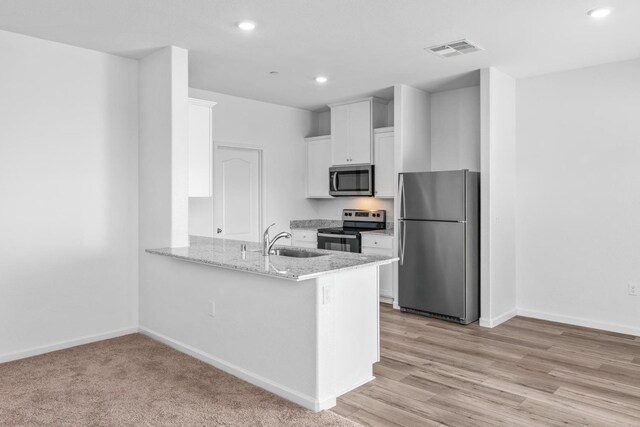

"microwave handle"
[331,172,339,192]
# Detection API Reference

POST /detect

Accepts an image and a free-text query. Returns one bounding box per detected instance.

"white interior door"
[213,145,261,242]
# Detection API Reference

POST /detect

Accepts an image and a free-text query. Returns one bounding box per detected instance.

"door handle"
[217,228,222,234]
[399,174,405,219]
[317,233,358,239]
[399,220,406,266]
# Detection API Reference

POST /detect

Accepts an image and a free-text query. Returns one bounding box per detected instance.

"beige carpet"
[0,334,358,426]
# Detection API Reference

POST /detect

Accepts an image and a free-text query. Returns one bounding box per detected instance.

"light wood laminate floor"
[332,304,640,426]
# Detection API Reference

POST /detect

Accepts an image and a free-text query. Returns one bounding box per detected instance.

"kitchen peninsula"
[144,236,397,411]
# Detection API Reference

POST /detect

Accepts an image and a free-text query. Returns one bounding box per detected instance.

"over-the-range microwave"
[329,165,374,197]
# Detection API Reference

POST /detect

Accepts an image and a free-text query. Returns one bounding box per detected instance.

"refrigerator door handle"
[399,174,405,219]
[399,219,406,266]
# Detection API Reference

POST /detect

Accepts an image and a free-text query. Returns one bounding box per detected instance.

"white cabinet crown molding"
[304,135,331,142]
[189,98,217,108]
[374,126,395,134]
[328,96,388,109]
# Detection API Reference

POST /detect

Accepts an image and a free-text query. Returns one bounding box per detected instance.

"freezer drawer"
[399,170,466,221]
[398,220,466,319]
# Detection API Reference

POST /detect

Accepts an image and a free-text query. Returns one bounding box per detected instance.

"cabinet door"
[373,131,394,197]
[348,100,372,164]
[188,102,213,197]
[306,137,331,197]
[361,246,394,300]
[330,104,350,165]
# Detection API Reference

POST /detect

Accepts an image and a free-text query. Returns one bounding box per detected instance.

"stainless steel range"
[317,209,386,253]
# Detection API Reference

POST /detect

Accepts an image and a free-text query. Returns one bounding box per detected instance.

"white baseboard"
[516,309,640,337]
[336,375,375,397]
[139,326,327,411]
[0,326,139,364]
[479,309,517,328]
[379,296,394,304]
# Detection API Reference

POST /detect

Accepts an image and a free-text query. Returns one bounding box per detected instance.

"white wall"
[391,84,432,307]
[139,46,189,249]
[394,84,431,173]
[308,198,394,221]
[0,30,139,361]
[317,110,331,136]
[516,58,640,335]
[431,86,480,172]
[480,68,517,327]
[187,88,318,236]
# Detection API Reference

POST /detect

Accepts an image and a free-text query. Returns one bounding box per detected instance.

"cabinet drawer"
[291,229,317,243]
[361,234,393,250]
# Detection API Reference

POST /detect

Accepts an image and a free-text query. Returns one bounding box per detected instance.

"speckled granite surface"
[361,228,395,237]
[290,219,395,236]
[146,236,397,281]
[289,219,342,230]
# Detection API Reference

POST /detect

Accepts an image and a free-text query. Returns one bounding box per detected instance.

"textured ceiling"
[1,0,639,110]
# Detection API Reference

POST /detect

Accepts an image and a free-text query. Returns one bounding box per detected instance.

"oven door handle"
[317,233,358,239]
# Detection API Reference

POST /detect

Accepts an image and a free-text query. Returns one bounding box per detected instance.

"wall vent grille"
[425,39,483,58]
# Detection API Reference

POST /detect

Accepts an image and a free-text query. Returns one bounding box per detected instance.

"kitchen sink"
[269,248,326,258]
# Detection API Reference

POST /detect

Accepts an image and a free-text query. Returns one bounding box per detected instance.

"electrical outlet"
[208,301,216,316]
[629,283,638,296]
[322,286,332,305]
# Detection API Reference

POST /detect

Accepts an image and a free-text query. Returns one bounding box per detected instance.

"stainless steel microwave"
[329,165,374,197]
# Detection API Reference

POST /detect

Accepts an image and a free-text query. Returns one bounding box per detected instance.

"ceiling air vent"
[425,39,483,58]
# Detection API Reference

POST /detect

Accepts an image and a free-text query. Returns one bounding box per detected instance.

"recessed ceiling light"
[315,76,328,84]
[587,8,611,18]
[237,20,256,31]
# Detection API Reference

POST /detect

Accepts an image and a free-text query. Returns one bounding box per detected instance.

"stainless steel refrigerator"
[398,170,480,324]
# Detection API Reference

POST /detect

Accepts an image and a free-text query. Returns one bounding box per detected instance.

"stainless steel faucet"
[262,223,292,256]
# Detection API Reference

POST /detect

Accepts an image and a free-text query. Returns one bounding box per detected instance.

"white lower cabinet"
[291,229,318,249]
[361,234,394,302]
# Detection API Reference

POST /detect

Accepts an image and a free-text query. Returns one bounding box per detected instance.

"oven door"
[317,233,361,253]
[329,165,374,197]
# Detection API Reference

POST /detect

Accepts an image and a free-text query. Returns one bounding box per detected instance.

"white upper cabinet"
[330,97,387,166]
[373,128,395,198]
[345,100,371,163]
[305,135,332,198]
[188,98,216,197]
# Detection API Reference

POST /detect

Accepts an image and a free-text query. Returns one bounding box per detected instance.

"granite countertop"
[290,219,395,236]
[289,219,341,230]
[146,236,397,282]
[360,229,395,237]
